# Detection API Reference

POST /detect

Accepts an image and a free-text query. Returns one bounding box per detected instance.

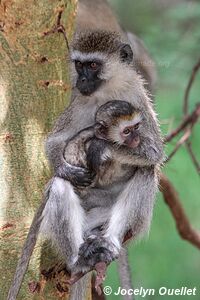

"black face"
[75,60,103,96]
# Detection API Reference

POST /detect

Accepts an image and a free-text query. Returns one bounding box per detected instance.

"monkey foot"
[77,236,116,269]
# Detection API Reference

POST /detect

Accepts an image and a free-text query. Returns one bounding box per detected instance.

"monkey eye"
[75,61,82,68]
[134,122,140,130]
[123,128,131,135]
[90,62,98,70]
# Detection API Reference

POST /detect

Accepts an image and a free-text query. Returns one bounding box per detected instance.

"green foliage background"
[105,1,200,299]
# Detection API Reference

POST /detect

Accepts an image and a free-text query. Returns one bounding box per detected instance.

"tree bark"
[0,1,91,299]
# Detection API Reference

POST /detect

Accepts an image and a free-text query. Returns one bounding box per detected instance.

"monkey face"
[107,114,142,148]
[70,30,134,96]
[94,120,141,149]
[74,60,103,95]
[121,125,140,148]
[94,100,142,148]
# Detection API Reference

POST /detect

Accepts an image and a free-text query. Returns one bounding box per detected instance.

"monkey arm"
[68,126,95,142]
[45,130,70,170]
[113,150,158,167]
[86,139,111,172]
[128,144,163,166]
[130,123,164,166]
[139,134,164,165]
[46,132,94,187]
[45,104,80,171]
[113,135,164,167]
[45,103,95,187]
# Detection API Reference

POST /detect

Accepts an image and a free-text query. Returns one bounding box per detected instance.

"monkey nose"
[129,136,140,148]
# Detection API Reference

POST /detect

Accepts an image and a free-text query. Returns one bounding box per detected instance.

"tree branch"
[165,128,191,162]
[182,57,200,173]
[183,58,200,116]
[160,174,200,249]
[43,7,69,52]
[164,103,200,143]
[186,141,200,174]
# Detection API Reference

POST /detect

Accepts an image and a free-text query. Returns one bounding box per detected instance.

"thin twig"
[165,103,200,143]
[166,128,191,162]
[186,141,200,174]
[183,58,200,116]
[43,8,69,52]
[181,58,200,173]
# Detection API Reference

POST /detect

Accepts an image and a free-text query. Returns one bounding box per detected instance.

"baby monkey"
[64,100,143,189]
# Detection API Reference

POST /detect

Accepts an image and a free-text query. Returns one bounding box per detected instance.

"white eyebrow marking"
[70,50,107,62]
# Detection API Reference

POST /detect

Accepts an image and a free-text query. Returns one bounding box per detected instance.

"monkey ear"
[94,124,108,140]
[120,44,133,64]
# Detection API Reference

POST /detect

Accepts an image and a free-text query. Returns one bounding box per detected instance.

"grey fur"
[69,274,90,300]
[72,30,121,54]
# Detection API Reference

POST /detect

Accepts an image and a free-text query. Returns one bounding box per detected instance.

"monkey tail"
[117,247,135,300]
[7,179,53,300]
[69,273,90,300]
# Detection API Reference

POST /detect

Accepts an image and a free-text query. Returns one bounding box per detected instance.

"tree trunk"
[0,1,90,299]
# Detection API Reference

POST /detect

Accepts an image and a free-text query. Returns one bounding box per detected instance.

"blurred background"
[104,0,200,299]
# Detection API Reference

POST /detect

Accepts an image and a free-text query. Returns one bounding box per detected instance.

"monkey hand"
[56,162,96,187]
[76,236,119,269]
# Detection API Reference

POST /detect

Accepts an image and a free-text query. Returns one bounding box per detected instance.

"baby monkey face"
[119,119,141,148]
[95,109,142,149]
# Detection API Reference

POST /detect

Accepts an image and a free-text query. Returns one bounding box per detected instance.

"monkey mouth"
[76,83,94,96]
[79,88,94,96]
[76,79,102,96]
[129,136,140,148]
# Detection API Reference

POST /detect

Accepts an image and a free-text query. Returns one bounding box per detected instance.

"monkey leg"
[103,167,157,254]
[40,177,86,269]
[78,167,157,268]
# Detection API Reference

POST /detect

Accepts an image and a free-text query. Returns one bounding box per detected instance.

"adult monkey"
[47,0,159,299]
[44,0,160,298]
